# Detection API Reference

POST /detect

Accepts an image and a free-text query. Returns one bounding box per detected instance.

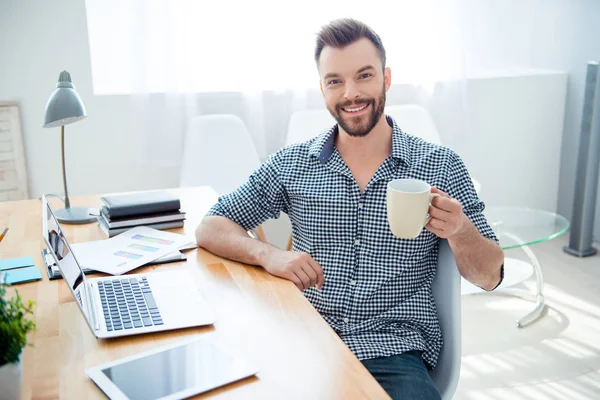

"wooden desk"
[0,187,388,399]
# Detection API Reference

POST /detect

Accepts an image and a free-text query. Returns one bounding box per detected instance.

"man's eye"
[360,73,372,79]
[328,79,341,85]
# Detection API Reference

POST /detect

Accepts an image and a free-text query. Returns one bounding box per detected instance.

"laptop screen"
[42,196,88,312]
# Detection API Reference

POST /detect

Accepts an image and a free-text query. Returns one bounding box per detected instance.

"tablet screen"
[100,340,243,399]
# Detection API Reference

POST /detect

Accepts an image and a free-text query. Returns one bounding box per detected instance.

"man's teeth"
[343,103,368,113]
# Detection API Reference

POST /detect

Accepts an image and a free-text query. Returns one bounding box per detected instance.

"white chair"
[180,114,266,241]
[285,109,335,146]
[385,104,443,145]
[279,109,334,249]
[385,104,482,194]
[430,239,461,400]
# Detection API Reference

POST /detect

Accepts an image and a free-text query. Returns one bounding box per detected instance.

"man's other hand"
[263,250,324,291]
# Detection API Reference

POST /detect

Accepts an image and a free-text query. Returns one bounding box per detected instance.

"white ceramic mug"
[386,179,441,239]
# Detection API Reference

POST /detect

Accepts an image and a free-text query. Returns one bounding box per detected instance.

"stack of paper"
[71,226,197,276]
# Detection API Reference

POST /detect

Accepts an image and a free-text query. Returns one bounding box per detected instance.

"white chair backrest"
[179,114,261,195]
[429,239,461,399]
[385,105,442,145]
[286,109,335,146]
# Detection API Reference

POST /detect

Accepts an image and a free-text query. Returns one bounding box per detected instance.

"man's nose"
[343,83,360,101]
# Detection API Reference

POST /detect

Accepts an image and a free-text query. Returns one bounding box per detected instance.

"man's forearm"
[448,220,504,291]
[195,216,278,267]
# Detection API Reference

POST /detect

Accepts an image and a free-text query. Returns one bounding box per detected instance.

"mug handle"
[424,193,442,226]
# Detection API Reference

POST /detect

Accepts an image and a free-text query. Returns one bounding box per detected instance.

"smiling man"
[196,18,504,399]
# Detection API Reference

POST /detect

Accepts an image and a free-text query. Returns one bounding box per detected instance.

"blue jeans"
[361,351,442,400]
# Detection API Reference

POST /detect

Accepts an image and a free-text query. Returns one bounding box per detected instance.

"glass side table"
[461,207,570,328]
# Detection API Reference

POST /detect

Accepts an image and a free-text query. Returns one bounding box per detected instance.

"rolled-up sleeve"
[444,150,498,243]
[444,150,504,289]
[205,148,288,231]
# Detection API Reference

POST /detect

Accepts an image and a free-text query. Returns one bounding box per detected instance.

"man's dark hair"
[314,18,386,70]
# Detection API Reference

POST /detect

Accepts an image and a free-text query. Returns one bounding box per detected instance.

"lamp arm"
[60,125,71,209]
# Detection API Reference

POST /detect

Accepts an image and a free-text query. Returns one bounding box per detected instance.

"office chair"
[429,239,462,400]
[281,109,336,250]
[179,114,266,241]
[286,109,336,146]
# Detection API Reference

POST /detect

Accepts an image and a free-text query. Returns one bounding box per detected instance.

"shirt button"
[343,318,350,323]
[354,239,360,246]
[350,280,357,285]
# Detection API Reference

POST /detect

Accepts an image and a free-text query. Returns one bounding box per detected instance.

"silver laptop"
[42,195,216,338]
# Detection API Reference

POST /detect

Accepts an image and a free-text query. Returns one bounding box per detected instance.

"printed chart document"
[70,227,194,275]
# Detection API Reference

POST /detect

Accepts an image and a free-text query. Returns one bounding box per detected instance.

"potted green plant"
[0,282,35,400]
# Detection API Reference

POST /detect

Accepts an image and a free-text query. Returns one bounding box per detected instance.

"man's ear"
[319,80,324,96]
[384,67,392,92]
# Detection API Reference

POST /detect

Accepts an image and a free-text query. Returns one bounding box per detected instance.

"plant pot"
[0,359,22,400]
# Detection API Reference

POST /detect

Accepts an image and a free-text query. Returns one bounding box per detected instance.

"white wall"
[1,0,599,242]
[460,0,600,241]
[461,70,567,212]
[0,1,179,198]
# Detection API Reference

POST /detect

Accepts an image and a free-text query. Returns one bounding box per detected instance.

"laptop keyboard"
[97,277,163,331]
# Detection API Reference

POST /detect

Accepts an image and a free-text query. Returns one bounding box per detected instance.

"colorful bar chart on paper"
[131,234,174,246]
[128,243,159,252]
[114,251,143,260]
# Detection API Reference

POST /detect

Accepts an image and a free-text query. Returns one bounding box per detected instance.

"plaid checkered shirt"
[206,115,498,369]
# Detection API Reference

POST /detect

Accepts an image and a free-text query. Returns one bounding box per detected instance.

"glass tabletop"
[483,207,570,250]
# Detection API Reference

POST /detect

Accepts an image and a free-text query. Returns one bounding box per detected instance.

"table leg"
[498,240,545,328]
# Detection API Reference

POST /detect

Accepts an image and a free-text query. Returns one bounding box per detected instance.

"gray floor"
[262,218,600,399]
[457,236,600,400]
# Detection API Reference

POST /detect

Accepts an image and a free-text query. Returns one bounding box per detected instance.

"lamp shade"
[43,71,87,128]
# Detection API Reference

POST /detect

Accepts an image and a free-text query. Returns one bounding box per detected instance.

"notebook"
[1,266,43,285]
[101,191,180,219]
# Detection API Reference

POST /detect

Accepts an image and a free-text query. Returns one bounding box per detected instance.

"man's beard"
[328,86,386,137]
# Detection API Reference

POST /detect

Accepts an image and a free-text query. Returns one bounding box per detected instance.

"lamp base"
[54,206,97,225]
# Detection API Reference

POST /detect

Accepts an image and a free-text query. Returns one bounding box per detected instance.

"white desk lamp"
[43,71,96,224]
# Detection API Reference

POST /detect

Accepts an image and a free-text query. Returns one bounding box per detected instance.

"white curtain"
[84,0,583,245]
[84,0,469,165]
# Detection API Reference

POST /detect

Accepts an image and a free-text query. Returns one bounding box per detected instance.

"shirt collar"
[308,115,412,166]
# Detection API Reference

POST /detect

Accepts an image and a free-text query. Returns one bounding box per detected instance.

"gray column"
[564,61,600,257]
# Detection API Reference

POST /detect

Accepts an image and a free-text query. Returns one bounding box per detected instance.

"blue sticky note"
[2,266,43,285]
[0,256,35,271]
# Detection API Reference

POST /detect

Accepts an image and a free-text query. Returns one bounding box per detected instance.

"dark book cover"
[100,191,181,219]
[100,209,186,229]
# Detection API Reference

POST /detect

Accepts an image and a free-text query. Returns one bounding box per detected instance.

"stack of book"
[98,191,186,238]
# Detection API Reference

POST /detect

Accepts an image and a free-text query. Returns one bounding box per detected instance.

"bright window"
[85,0,463,95]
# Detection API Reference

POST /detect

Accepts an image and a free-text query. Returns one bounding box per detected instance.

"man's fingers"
[288,273,303,291]
[428,217,445,230]
[431,195,450,211]
[431,186,451,198]
[294,268,312,290]
[426,221,442,231]
[316,270,325,290]
[300,262,318,288]
[305,256,325,290]
[429,205,451,222]
[426,223,446,238]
